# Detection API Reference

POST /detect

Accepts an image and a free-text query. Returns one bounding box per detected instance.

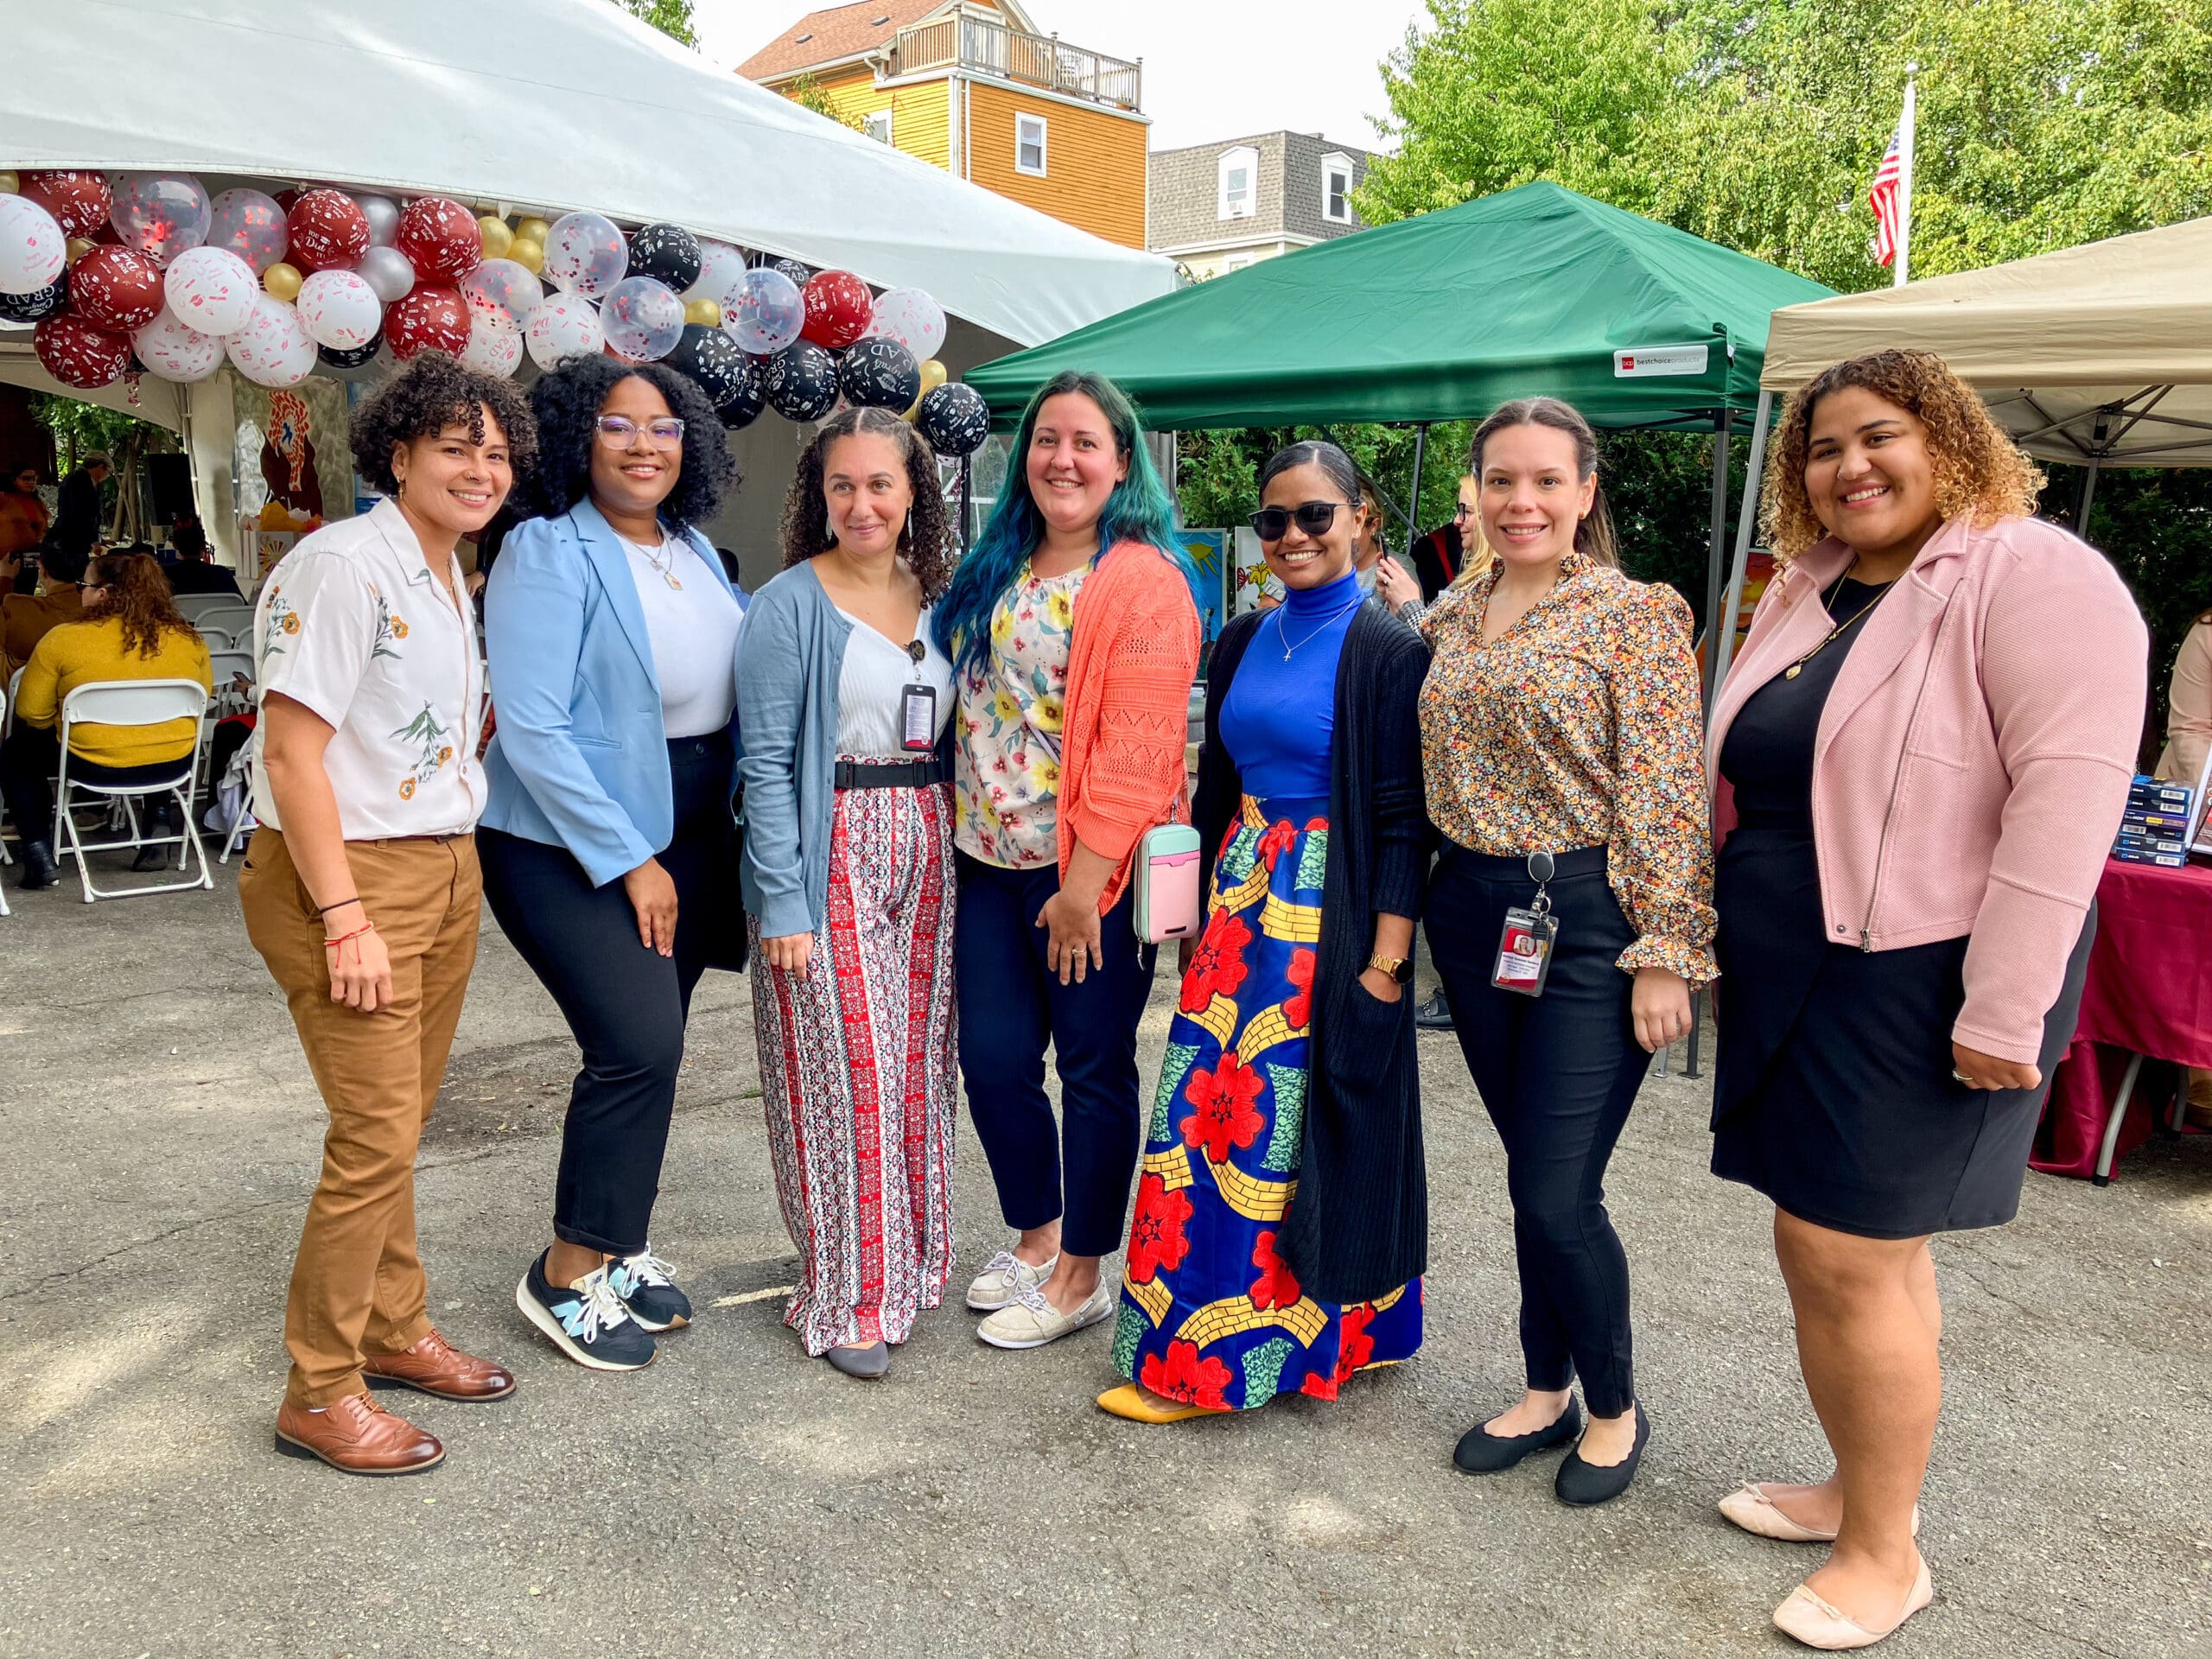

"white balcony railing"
[885,14,1141,111]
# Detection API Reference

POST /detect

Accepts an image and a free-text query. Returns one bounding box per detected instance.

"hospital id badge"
[1491,906,1558,997]
[900,683,938,753]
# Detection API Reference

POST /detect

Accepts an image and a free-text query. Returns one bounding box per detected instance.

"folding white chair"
[53,679,215,903]
[201,651,259,862]
[195,623,238,652]
[193,606,256,645]
[172,592,238,623]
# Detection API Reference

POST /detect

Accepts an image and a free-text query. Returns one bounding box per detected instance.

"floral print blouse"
[953,561,1089,868]
[1418,552,1717,983]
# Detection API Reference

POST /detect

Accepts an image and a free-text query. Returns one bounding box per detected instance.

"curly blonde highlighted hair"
[1762,349,2045,561]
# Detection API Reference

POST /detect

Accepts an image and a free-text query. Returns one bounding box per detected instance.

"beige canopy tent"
[1713,216,2212,689]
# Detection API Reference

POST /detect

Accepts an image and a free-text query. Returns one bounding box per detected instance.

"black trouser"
[479,734,734,1258]
[1427,843,1647,1419]
[1,722,184,842]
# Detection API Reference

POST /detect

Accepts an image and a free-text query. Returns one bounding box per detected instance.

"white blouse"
[835,606,953,760]
[249,499,484,840]
[616,531,744,740]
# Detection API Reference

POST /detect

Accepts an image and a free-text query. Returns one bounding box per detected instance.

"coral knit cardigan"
[1057,538,1202,915]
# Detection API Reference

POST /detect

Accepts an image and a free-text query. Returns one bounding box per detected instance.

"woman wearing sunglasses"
[1421,397,1713,1505]
[480,356,745,1374]
[1099,440,1430,1421]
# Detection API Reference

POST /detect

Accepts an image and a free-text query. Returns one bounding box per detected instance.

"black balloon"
[836,336,920,410]
[0,269,69,324]
[916,383,989,457]
[664,323,749,405]
[318,334,385,371]
[717,356,767,430]
[763,340,838,422]
[771,257,812,288]
[629,222,703,293]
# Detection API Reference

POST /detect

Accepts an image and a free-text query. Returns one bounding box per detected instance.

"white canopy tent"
[0,0,1176,571]
[1713,217,2212,690]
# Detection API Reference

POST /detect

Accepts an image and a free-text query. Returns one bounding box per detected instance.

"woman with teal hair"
[933,370,1204,1352]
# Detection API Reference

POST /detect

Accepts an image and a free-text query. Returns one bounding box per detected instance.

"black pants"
[0,722,184,842]
[479,734,736,1257]
[954,852,1159,1257]
[1427,843,1647,1419]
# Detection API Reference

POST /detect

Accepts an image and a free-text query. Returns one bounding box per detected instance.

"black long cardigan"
[1192,602,1432,1304]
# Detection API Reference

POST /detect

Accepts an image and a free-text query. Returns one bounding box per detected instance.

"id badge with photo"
[900,683,938,753]
[1491,906,1558,997]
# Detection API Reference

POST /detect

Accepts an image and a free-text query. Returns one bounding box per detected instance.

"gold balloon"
[683,298,722,329]
[65,237,97,266]
[478,216,514,260]
[516,216,551,244]
[0,170,17,196]
[508,237,545,275]
[263,261,303,302]
[918,359,949,393]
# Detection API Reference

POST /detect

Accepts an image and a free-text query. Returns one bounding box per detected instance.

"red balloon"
[287,188,371,272]
[800,270,874,349]
[35,313,131,390]
[67,245,166,332]
[395,196,483,283]
[385,283,470,360]
[20,169,113,237]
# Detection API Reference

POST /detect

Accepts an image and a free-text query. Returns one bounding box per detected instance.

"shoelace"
[558,1268,632,1342]
[979,1249,1027,1286]
[611,1249,677,1295]
[1008,1281,1054,1316]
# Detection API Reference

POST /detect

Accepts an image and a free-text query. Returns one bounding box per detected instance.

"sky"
[692,0,1425,154]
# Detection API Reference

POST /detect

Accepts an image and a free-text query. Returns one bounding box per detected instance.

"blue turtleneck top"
[1218,563,1363,803]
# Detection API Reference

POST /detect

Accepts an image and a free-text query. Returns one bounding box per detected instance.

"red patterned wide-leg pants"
[749,780,957,1355]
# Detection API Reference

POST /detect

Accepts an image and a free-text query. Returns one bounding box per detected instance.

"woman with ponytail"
[933,370,1202,1353]
[1420,397,1714,1506]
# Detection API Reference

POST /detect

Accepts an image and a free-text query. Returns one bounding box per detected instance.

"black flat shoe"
[1555,1401,1649,1506]
[1452,1398,1583,1473]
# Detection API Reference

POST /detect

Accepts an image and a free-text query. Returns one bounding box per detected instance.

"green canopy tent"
[966,181,1836,675]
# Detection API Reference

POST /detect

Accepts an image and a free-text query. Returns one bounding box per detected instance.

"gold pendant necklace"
[1783,563,1888,679]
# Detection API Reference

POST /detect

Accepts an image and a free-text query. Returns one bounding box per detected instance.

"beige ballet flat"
[1719,1483,1921,1543]
[1773,1557,1933,1650]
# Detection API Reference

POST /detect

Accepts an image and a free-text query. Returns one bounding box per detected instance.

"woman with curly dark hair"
[1706,350,2146,1648]
[237,350,529,1476]
[736,405,958,1379]
[478,355,745,1374]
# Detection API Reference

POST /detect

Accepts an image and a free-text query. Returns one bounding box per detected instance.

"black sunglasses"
[1248,500,1344,541]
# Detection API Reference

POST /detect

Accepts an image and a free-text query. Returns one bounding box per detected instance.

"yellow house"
[739,1,1149,250]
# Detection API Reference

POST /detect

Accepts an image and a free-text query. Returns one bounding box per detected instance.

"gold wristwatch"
[1367,952,1414,985]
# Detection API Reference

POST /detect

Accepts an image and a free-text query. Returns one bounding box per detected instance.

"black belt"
[835,757,945,791]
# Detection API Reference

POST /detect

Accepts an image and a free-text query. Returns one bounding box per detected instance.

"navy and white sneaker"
[607,1248,693,1332]
[516,1250,656,1371]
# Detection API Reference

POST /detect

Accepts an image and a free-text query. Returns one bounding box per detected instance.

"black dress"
[1711,577,2093,1239]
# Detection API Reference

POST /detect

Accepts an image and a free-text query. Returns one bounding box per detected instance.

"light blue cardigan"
[479,499,744,887]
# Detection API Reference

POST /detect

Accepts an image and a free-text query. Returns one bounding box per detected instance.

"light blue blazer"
[479,499,744,887]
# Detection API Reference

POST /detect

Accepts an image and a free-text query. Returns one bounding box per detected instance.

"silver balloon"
[358,245,417,305]
[356,194,402,248]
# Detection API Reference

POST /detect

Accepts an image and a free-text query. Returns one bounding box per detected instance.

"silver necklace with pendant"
[626,534,683,592]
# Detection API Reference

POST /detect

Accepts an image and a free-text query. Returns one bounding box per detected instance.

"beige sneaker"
[976,1280,1116,1350]
[965,1249,1058,1312]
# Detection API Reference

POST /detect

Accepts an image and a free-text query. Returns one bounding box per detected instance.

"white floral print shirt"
[249,499,485,839]
[953,562,1087,868]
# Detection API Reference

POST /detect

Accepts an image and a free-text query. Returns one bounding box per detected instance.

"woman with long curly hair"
[735,406,959,1378]
[3,548,212,887]
[1706,350,2146,1648]
[479,355,744,1374]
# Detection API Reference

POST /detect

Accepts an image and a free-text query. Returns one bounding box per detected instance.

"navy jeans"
[955,851,1158,1258]
[1426,843,1648,1419]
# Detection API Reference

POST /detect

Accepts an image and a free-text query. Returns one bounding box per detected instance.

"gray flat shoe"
[823,1341,890,1380]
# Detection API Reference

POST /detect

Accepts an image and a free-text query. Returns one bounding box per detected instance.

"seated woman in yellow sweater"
[3,550,212,887]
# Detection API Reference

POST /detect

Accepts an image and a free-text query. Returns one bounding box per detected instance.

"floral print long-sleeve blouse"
[1417,552,1718,983]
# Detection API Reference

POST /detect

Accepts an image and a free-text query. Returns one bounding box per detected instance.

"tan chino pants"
[238,828,480,1407]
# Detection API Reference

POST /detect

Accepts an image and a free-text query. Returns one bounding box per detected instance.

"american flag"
[1868,120,1906,267]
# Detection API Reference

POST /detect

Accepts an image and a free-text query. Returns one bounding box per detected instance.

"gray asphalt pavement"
[3,854,2208,1658]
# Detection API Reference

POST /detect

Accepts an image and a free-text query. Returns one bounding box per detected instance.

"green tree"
[612,0,696,47]
[785,71,867,130]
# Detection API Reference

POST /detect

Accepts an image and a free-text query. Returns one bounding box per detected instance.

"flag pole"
[1894,65,1918,286]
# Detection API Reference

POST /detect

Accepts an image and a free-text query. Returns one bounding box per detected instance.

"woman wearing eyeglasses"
[1099,439,1429,1422]
[480,356,745,1374]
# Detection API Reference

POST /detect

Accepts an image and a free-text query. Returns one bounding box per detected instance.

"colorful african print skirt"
[1112,794,1421,1410]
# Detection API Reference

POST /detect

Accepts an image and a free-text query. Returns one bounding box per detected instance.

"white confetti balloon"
[296,268,384,351]
[457,310,523,378]
[461,257,543,332]
[132,306,226,383]
[162,245,258,337]
[683,239,750,312]
[723,266,804,355]
[358,244,416,305]
[226,292,318,387]
[541,211,627,299]
[0,193,68,292]
[205,188,289,272]
[863,286,947,362]
[600,276,684,362]
[525,292,605,369]
[355,193,402,249]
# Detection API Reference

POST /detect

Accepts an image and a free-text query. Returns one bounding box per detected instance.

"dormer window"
[1322,153,1354,223]
[1217,145,1257,220]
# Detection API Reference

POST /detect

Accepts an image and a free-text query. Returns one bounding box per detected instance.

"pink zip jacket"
[1707,513,2147,1065]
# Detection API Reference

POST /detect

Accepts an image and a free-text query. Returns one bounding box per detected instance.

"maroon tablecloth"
[2034,857,2212,1179]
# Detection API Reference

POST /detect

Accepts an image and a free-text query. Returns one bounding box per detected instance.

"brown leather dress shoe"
[361,1328,518,1402]
[275,1392,444,1476]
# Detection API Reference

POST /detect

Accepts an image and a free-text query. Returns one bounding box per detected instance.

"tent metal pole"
[1404,422,1430,562]
[2076,457,2101,537]
[1710,389,1774,709]
[1701,406,1732,703]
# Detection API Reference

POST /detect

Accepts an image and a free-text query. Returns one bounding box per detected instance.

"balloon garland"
[0,170,989,454]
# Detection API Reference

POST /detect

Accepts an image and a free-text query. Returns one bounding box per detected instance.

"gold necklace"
[1783,562,1888,679]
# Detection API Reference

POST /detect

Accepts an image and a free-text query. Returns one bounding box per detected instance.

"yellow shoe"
[1096,1383,1223,1423]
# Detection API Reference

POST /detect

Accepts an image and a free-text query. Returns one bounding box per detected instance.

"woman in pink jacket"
[1706,350,2145,1650]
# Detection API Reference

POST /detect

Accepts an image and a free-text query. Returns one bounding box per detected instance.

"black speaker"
[145,452,194,525]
